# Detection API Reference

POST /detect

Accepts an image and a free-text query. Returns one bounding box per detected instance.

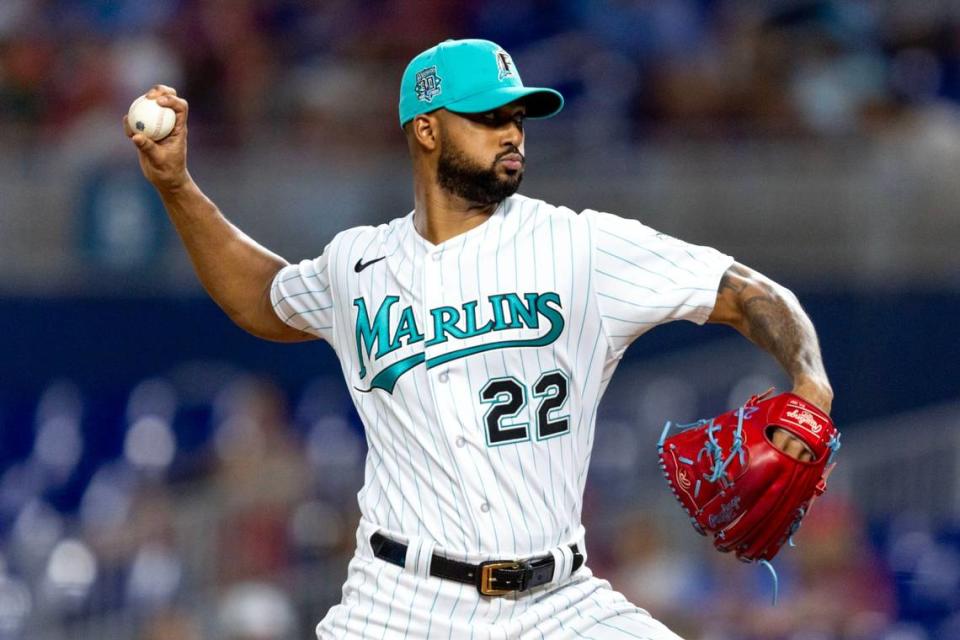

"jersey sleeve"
[586,210,734,356]
[270,244,335,343]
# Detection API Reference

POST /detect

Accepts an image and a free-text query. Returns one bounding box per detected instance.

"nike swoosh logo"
[354,256,386,273]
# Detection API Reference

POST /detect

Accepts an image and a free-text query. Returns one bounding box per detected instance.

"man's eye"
[475,112,523,127]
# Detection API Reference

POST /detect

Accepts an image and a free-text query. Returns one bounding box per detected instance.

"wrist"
[791,375,833,414]
[157,171,195,199]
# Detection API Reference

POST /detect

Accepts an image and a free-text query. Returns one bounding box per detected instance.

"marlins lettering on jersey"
[353,292,564,392]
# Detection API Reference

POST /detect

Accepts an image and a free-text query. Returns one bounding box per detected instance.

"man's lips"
[498,153,524,171]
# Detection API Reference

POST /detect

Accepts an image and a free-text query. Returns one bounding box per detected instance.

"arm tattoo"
[719,270,747,296]
[740,284,827,382]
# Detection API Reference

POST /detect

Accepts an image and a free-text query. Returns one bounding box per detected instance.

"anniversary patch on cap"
[415,66,442,103]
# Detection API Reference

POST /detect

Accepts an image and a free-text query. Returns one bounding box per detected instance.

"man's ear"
[411,114,439,152]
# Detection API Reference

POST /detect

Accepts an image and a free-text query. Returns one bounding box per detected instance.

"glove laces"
[759,559,779,606]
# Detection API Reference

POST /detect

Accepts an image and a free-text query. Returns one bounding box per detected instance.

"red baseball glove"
[658,390,841,564]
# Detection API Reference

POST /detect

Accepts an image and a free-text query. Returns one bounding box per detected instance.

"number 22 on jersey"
[478,369,570,446]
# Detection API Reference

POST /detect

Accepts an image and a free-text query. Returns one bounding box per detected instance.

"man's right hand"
[123,84,191,193]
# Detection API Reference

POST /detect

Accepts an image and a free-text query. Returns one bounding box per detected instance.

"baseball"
[127,95,175,141]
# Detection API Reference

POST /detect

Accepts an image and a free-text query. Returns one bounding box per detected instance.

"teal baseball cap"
[399,39,564,128]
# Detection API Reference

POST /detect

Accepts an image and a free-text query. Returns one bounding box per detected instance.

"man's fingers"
[786,439,811,461]
[155,94,189,132]
[771,428,815,462]
[771,428,789,452]
[155,94,187,114]
[146,84,178,99]
[122,115,134,138]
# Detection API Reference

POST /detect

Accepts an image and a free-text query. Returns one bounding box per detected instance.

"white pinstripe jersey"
[271,194,733,559]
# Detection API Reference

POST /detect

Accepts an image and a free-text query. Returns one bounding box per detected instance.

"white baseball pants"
[316,535,683,639]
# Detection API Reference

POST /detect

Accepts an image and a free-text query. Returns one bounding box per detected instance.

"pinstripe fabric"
[318,546,683,640]
[270,194,732,638]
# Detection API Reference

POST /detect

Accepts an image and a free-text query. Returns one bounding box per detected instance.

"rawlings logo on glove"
[657,390,841,566]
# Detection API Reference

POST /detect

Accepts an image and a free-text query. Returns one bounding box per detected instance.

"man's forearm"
[125,85,310,342]
[159,177,292,338]
[718,266,833,411]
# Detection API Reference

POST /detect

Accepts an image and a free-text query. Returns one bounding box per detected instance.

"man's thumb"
[131,134,161,163]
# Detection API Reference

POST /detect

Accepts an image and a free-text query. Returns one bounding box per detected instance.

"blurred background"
[0,0,959,638]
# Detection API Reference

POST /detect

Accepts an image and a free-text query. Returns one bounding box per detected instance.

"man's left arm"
[708,262,834,457]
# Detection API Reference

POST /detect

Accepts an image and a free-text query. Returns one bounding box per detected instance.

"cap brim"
[445,86,564,120]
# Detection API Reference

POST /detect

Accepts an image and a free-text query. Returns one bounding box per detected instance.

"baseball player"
[125,39,833,639]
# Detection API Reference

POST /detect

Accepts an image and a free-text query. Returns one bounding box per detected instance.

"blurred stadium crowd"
[1,1,960,639]
[3,0,960,145]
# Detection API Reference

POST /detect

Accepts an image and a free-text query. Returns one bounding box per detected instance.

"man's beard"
[436,140,523,205]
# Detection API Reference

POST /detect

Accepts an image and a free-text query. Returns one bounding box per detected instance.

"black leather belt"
[370,532,583,596]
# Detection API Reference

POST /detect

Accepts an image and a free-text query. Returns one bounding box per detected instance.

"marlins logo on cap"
[495,50,515,80]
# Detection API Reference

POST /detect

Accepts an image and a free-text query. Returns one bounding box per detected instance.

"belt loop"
[402,538,420,575]
[403,538,436,579]
[417,540,436,579]
[549,544,574,585]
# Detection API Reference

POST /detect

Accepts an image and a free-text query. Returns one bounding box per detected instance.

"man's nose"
[501,122,523,147]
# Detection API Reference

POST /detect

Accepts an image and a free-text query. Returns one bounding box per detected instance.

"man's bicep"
[707,262,750,326]
[706,262,779,330]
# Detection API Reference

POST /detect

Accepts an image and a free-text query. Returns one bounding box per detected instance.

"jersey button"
[438,371,449,383]
[432,252,442,262]
[479,502,490,513]
[455,436,466,448]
